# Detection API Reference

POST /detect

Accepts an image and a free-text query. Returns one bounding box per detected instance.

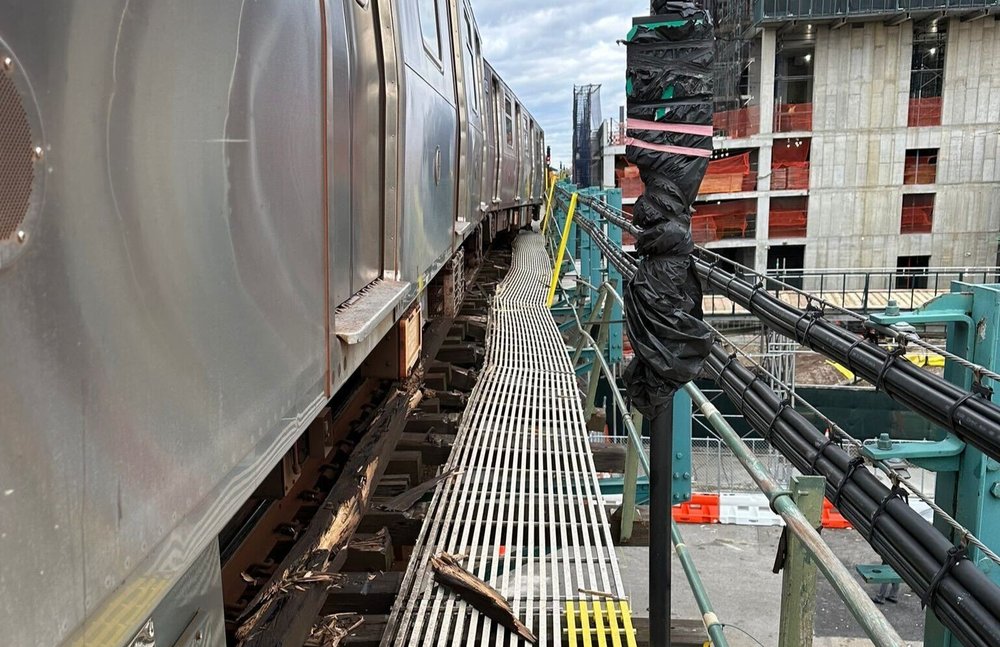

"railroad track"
[221,250,511,646]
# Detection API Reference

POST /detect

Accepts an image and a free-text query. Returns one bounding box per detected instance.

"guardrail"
[703,264,1000,317]
[543,181,908,647]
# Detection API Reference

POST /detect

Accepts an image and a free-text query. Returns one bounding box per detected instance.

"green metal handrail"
[685,383,906,647]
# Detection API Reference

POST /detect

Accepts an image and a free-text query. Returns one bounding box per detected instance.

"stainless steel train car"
[0,1,544,645]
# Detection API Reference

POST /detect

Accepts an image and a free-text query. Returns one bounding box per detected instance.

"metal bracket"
[861,434,966,472]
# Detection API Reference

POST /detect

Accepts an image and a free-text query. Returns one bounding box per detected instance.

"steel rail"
[685,382,907,647]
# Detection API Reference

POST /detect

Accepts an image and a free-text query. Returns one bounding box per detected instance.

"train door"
[513,103,523,202]
[493,75,505,204]
[459,2,484,225]
[449,0,484,228]
[347,0,384,295]
[396,0,459,280]
[481,67,497,210]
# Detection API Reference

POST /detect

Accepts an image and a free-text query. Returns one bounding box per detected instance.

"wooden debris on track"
[429,552,538,645]
[377,468,463,512]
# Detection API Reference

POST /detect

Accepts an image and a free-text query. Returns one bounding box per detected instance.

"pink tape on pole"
[626,118,714,136]
[624,136,711,158]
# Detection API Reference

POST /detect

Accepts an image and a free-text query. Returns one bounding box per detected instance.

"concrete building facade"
[605,3,1000,284]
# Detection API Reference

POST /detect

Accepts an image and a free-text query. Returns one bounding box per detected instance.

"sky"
[473,0,650,169]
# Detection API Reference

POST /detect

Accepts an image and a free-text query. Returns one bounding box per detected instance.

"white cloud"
[473,0,650,168]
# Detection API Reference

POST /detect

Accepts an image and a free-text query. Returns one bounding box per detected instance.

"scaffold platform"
[382,232,635,646]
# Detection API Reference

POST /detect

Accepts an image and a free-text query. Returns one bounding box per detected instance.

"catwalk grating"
[382,232,630,646]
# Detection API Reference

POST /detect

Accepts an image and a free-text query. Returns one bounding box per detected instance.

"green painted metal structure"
[868,283,1000,647]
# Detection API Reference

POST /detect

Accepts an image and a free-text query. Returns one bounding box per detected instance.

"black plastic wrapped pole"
[623,4,715,643]
[649,399,674,646]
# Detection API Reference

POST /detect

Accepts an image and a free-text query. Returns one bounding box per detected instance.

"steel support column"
[650,399,674,647]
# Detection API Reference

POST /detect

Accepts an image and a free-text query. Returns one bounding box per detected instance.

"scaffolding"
[572,84,602,187]
[704,0,756,137]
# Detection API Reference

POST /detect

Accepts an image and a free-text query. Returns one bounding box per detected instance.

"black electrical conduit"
[706,344,1000,647]
[693,258,1000,463]
[555,191,1000,645]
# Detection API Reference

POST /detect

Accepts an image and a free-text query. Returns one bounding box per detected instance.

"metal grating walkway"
[383,233,630,646]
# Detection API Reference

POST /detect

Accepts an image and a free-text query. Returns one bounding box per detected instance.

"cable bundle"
[694,258,1000,462]
[705,344,1000,647]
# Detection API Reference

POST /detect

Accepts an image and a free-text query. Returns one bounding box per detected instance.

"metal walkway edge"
[382,233,632,646]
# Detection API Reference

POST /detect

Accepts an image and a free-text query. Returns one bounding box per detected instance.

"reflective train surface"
[0,1,544,645]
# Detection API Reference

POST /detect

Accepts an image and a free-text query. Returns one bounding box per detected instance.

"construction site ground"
[617,523,926,647]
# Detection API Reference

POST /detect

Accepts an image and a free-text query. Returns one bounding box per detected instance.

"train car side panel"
[0,2,328,645]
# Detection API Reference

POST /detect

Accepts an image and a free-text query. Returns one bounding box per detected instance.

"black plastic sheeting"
[623,2,715,417]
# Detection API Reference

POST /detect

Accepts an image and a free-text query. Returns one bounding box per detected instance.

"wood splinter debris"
[429,552,538,644]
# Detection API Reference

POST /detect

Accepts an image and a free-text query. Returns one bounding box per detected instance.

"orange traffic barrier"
[822,499,852,529]
[672,493,720,524]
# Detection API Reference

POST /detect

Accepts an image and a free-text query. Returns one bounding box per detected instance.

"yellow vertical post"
[541,173,557,234]
[546,192,578,307]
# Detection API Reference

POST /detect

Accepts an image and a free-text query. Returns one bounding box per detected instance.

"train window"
[464,11,479,113]
[504,98,514,147]
[475,37,483,112]
[418,0,442,62]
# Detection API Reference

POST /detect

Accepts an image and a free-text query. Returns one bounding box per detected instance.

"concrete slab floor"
[616,524,926,646]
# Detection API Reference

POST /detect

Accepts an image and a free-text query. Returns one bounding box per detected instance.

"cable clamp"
[808,435,834,472]
[720,352,739,376]
[793,305,823,344]
[921,541,968,609]
[875,346,907,393]
[832,456,866,509]
[845,336,869,374]
[971,374,994,401]
[869,483,908,547]
[765,399,792,443]
[738,373,760,414]
[946,391,977,432]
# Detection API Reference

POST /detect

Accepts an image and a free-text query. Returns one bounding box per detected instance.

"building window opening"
[896,255,931,289]
[901,193,935,234]
[769,196,809,238]
[904,148,937,184]
[691,197,757,243]
[774,43,814,132]
[701,148,759,194]
[909,22,946,127]
[772,138,811,190]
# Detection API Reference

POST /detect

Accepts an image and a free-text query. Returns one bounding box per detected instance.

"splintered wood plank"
[429,552,537,645]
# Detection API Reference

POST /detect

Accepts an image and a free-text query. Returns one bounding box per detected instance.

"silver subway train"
[0,1,544,645]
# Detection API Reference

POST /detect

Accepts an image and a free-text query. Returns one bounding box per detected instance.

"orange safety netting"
[713,106,760,139]
[901,195,934,233]
[774,103,813,133]
[904,152,937,184]
[908,97,942,127]
[700,152,754,195]
[769,196,809,238]
[769,210,808,238]
[771,142,810,190]
[691,199,756,243]
[617,164,644,199]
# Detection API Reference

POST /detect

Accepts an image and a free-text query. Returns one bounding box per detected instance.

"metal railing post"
[620,408,643,543]
[778,475,826,647]
[584,288,614,419]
